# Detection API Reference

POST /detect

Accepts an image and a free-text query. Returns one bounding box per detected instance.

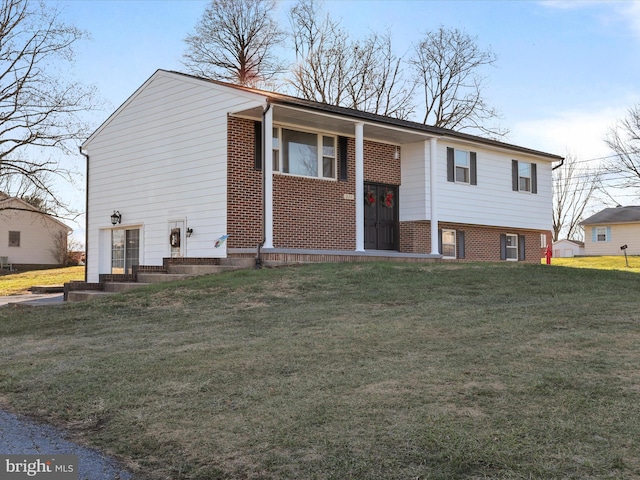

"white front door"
[169,220,185,258]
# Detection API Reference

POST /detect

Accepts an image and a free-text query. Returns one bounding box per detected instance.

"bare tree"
[604,104,640,191]
[409,26,507,137]
[183,0,286,87]
[288,0,414,119]
[552,153,600,241]
[0,0,97,217]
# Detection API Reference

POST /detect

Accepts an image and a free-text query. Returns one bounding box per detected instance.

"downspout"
[78,146,89,283]
[552,157,565,171]
[256,100,272,269]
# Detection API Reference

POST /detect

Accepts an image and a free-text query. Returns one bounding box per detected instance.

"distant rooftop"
[580,206,640,225]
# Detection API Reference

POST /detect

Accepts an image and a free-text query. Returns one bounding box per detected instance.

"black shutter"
[500,234,507,260]
[512,160,518,191]
[338,136,348,181]
[470,152,477,185]
[518,235,526,261]
[254,121,262,170]
[531,163,537,194]
[457,231,465,259]
[447,147,455,182]
[438,229,443,254]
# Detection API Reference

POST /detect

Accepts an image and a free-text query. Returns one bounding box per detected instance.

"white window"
[596,226,608,242]
[519,162,531,192]
[274,127,336,179]
[506,233,518,261]
[540,234,547,248]
[442,229,457,258]
[455,150,470,183]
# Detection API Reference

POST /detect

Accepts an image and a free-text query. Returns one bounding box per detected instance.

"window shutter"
[438,229,443,254]
[531,163,537,194]
[447,148,455,182]
[591,227,597,243]
[457,231,465,259]
[500,234,507,260]
[606,226,612,241]
[512,160,518,191]
[254,121,262,170]
[338,136,348,181]
[470,152,477,185]
[518,235,526,261]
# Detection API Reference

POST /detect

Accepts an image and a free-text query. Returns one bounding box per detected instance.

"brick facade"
[227,116,543,262]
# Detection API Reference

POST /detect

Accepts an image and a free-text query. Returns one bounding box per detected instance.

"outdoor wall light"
[394,146,400,160]
[110,210,122,225]
[186,227,193,238]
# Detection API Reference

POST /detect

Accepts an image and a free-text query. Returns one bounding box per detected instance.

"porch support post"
[263,104,274,249]
[355,122,365,252]
[429,137,440,255]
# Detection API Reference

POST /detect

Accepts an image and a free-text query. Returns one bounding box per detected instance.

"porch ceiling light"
[111,210,122,225]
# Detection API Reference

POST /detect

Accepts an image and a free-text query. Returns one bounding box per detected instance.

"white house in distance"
[580,205,640,256]
[80,70,563,284]
[0,193,72,269]
[553,239,585,258]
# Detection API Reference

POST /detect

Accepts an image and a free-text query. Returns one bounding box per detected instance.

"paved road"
[0,409,133,479]
[0,293,135,478]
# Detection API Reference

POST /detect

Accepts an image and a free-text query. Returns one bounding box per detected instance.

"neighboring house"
[553,239,585,258]
[580,206,640,256]
[80,70,563,283]
[0,192,72,269]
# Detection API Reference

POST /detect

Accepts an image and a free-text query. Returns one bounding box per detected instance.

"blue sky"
[52,0,640,237]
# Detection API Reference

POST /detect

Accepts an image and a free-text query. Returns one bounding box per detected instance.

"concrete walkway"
[0,293,64,307]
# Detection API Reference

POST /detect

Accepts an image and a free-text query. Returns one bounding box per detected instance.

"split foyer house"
[81,70,563,283]
[0,192,72,269]
[580,205,640,256]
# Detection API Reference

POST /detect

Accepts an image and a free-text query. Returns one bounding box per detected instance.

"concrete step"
[103,282,152,293]
[166,264,245,275]
[219,257,255,268]
[136,273,195,284]
[67,291,113,303]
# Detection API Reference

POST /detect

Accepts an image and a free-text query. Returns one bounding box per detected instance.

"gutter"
[255,100,271,269]
[78,146,89,283]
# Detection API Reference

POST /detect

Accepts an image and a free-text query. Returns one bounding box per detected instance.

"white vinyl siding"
[584,224,640,256]
[83,71,265,282]
[439,144,552,231]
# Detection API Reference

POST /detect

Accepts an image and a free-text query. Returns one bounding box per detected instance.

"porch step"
[136,273,196,284]
[103,282,151,293]
[166,264,246,275]
[67,290,113,303]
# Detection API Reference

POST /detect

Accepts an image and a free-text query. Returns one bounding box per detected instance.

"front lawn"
[0,262,639,479]
[0,266,85,295]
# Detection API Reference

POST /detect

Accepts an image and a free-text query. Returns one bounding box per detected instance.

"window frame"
[8,231,20,247]
[595,226,608,242]
[273,126,337,180]
[455,150,470,184]
[505,233,518,261]
[441,229,457,259]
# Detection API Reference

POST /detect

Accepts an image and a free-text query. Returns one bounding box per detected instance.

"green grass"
[1,261,640,479]
[0,266,85,295]
[550,255,640,272]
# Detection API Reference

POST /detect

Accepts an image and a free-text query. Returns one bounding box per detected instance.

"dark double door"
[364,183,398,251]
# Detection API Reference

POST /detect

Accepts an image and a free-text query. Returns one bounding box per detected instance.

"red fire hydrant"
[545,244,552,265]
